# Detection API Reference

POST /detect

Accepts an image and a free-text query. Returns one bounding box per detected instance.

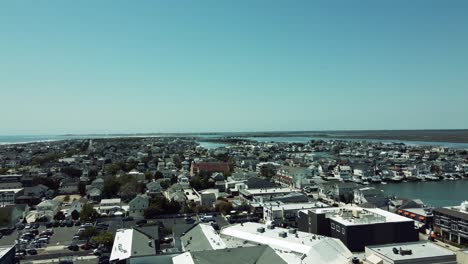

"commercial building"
[433,201,468,245]
[220,222,353,264]
[364,241,457,264]
[0,188,24,205]
[297,206,419,252]
[262,201,328,226]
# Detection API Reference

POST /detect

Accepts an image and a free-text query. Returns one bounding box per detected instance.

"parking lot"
[0,222,103,262]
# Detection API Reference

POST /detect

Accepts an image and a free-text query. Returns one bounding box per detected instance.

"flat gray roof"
[366,241,456,261]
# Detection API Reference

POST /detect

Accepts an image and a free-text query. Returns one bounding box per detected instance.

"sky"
[1,1,467,135]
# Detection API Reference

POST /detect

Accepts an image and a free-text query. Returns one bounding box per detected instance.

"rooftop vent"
[257,227,265,233]
[279,231,287,238]
[288,228,297,234]
[267,224,275,230]
[399,248,412,256]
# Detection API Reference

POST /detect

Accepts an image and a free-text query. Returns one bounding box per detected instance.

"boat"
[371,176,382,183]
[389,176,403,183]
[425,174,441,181]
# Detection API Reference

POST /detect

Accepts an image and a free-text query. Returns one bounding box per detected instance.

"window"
[342,228,345,235]
[452,224,458,231]
[336,225,340,232]
[331,223,335,230]
[435,219,440,225]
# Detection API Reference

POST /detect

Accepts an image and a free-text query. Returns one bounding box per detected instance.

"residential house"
[98,198,122,215]
[36,199,60,220]
[128,194,150,217]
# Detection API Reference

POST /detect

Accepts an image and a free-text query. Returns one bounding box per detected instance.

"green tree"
[80,227,98,242]
[102,177,120,198]
[71,210,80,220]
[260,164,277,179]
[154,171,164,180]
[54,211,66,221]
[78,182,87,196]
[91,231,114,248]
[80,203,99,221]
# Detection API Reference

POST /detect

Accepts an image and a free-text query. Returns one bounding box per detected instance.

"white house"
[36,199,60,220]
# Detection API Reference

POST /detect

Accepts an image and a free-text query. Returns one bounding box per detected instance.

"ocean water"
[373,180,468,207]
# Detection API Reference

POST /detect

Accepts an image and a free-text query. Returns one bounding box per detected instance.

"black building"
[297,207,419,252]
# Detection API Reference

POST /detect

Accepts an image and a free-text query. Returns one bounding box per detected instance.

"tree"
[78,182,87,196]
[54,211,66,221]
[215,200,233,215]
[71,210,80,220]
[91,231,114,248]
[63,195,70,202]
[102,177,120,198]
[260,164,277,179]
[61,167,83,178]
[80,227,98,242]
[144,196,181,218]
[154,171,164,180]
[145,172,154,181]
[80,203,99,221]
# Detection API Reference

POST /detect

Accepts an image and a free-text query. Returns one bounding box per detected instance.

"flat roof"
[366,241,456,261]
[0,188,23,193]
[435,206,468,221]
[328,207,413,226]
[403,208,432,217]
[241,187,299,196]
[101,198,121,204]
[263,202,328,211]
[221,222,350,256]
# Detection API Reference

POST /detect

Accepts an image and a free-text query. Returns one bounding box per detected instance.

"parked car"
[74,221,81,226]
[15,252,25,259]
[52,221,60,227]
[81,243,93,250]
[68,244,79,251]
[184,216,195,224]
[66,221,74,227]
[161,237,173,244]
[200,215,215,223]
[123,216,134,221]
[46,222,53,228]
[27,248,38,255]
[136,219,147,226]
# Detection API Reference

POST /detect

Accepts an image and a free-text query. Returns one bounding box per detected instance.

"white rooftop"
[110,228,155,262]
[100,198,121,204]
[0,188,23,193]
[200,223,227,250]
[221,222,352,262]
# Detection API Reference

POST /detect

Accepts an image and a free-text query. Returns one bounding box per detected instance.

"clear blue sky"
[1,1,467,135]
